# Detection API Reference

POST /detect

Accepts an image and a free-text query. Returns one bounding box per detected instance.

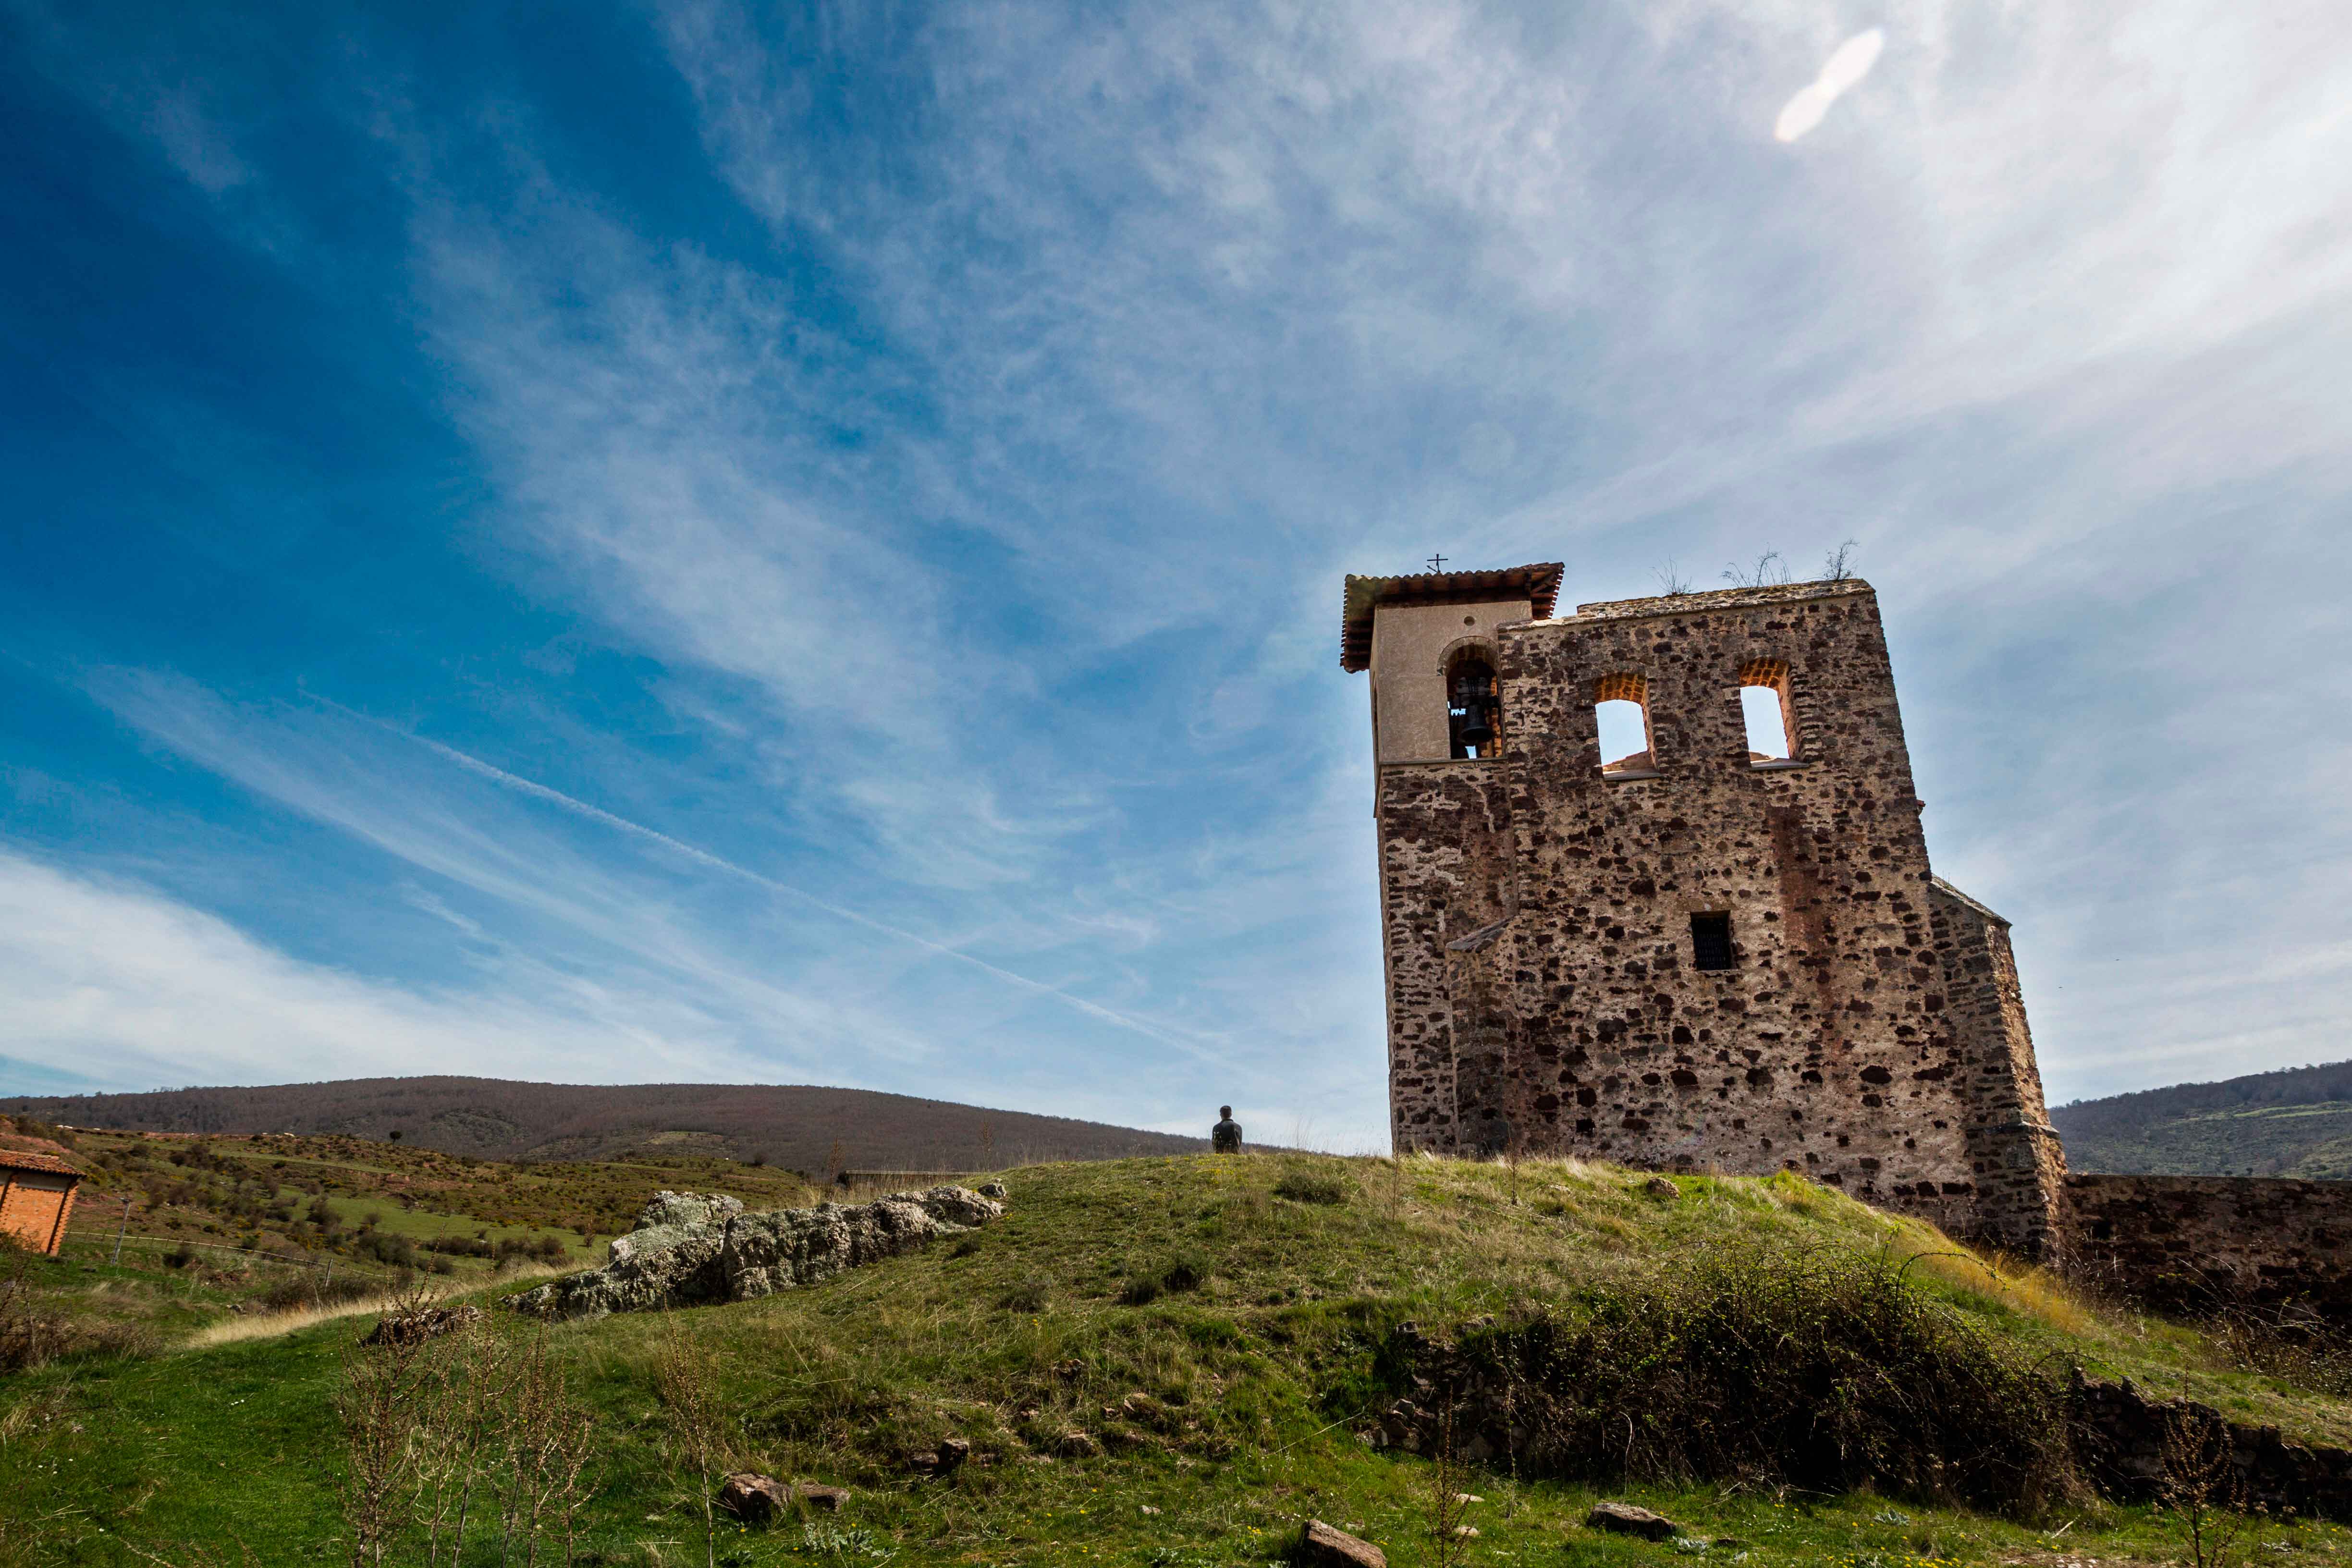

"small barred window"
[1690,911,1735,971]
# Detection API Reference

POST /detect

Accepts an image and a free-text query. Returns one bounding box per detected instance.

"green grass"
[8,1152,2352,1566]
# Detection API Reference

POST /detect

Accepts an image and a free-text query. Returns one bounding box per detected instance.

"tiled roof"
[1339,562,1565,672]
[0,1149,83,1178]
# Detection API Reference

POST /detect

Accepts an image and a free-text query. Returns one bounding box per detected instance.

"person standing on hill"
[1211,1106,1243,1153]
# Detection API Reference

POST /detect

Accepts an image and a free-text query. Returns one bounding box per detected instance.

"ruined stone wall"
[1928,881,2067,1255]
[1361,577,2070,1248]
[1472,581,1990,1218]
[2063,1174,2352,1317]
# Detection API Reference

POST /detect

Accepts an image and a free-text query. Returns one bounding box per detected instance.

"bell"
[1458,709,1496,748]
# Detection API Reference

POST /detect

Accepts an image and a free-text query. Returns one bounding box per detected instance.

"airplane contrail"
[340,706,1234,1068]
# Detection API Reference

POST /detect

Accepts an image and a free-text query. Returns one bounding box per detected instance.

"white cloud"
[0,846,755,1092]
[1775,29,1883,143]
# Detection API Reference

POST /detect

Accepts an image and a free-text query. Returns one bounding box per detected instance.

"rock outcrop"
[509,1185,1004,1321]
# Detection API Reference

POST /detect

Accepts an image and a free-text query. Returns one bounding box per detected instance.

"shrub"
[1121,1254,1210,1305]
[1419,1245,2074,1514]
[357,1232,421,1268]
[1274,1170,1348,1206]
[0,1278,71,1374]
[257,1270,379,1311]
[998,1278,1051,1312]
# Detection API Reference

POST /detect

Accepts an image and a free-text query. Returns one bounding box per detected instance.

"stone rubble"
[360,1303,483,1347]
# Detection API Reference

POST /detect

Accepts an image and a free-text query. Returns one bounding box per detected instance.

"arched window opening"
[1593,672,1656,776]
[1447,654,1501,759]
[1738,658,1797,763]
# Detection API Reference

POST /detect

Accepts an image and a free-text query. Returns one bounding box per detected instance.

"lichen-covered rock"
[632,1189,745,1232]
[507,1185,1003,1321]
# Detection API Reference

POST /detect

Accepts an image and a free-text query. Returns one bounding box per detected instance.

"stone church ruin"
[1342,564,2352,1291]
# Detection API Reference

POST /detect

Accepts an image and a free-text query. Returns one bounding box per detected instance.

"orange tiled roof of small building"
[0,1149,83,1178]
[1339,562,1564,672]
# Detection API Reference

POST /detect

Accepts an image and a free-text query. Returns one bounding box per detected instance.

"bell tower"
[1342,563,1565,1153]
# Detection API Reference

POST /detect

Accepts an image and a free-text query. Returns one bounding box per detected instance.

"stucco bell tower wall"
[1356,574,2067,1256]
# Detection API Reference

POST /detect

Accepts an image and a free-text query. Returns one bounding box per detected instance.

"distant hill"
[2052,1060,2352,1177]
[0,1077,1204,1172]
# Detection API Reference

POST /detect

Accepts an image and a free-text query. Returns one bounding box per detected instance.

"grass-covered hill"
[10,1152,2352,1568]
[2055,1059,2352,1177]
[0,1076,1204,1170]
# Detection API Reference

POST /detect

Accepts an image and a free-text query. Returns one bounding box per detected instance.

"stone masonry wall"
[1928,881,2069,1254]
[1363,578,2067,1249]
[1377,764,1517,1152]
[2063,1174,2352,1318]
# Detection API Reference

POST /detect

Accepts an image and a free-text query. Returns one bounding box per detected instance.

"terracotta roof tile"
[0,1150,83,1178]
[1339,562,1564,672]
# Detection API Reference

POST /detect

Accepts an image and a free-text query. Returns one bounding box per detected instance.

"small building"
[0,1149,84,1256]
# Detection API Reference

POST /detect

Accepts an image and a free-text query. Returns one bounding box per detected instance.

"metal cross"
[1426,552,1447,573]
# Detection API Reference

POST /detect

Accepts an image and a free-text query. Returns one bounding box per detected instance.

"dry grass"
[181,1264,566,1350]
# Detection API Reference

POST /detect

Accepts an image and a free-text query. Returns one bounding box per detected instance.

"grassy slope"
[10,1153,2352,1568]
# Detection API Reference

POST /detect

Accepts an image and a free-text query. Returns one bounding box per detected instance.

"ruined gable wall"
[1464,583,1985,1218]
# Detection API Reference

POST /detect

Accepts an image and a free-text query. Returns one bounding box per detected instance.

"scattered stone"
[1139,1505,1162,1516]
[1643,1176,1679,1199]
[794,1483,848,1512]
[937,1437,970,1474]
[1053,1358,1084,1380]
[905,1450,938,1473]
[1587,1502,1680,1541]
[361,1304,483,1347]
[978,1181,1008,1200]
[716,1472,791,1523]
[1455,1525,1480,1537]
[1298,1519,1387,1568]
[508,1185,1005,1321]
[1056,1429,1101,1458]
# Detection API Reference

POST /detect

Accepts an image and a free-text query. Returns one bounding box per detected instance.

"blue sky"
[3,1,2348,1148]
